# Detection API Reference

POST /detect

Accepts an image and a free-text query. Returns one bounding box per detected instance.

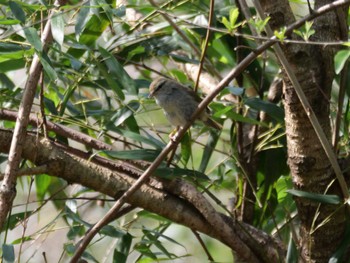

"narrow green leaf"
[0,49,33,62]
[334,49,350,74]
[114,128,165,150]
[67,225,85,240]
[78,14,109,46]
[244,97,284,122]
[11,236,33,244]
[51,11,65,46]
[9,1,25,23]
[225,86,244,96]
[5,212,30,230]
[221,17,231,30]
[154,167,209,180]
[113,233,133,263]
[100,225,126,238]
[287,189,341,204]
[0,17,20,25]
[38,52,58,81]
[35,174,52,201]
[229,8,239,28]
[180,132,191,166]
[104,149,161,161]
[105,101,140,129]
[214,106,265,126]
[0,42,30,52]
[23,27,42,52]
[99,46,137,95]
[47,177,68,210]
[0,59,25,72]
[286,235,298,263]
[199,129,220,173]
[95,54,125,100]
[75,3,90,38]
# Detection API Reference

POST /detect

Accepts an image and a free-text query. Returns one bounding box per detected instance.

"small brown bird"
[149,77,222,135]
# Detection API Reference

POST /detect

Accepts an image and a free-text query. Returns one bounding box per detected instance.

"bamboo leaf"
[9,1,25,23]
[287,189,341,204]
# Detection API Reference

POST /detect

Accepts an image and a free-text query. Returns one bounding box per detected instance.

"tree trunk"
[261,0,348,262]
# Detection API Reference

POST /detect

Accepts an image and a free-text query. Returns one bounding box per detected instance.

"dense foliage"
[0,0,349,262]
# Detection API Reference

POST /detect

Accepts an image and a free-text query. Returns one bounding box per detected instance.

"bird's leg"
[169,126,180,142]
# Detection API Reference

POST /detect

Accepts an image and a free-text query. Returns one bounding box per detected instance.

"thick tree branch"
[0,129,284,262]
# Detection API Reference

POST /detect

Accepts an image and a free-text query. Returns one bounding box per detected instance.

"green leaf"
[51,11,65,46]
[75,3,91,38]
[67,225,85,240]
[2,244,15,262]
[334,49,350,74]
[249,16,271,34]
[286,235,298,263]
[225,86,244,96]
[221,17,231,31]
[23,27,42,52]
[35,174,52,201]
[78,14,109,47]
[9,1,25,23]
[38,52,58,81]
[113,233,133,263]
[0,49,33,63]
[99,46,137,95]
[105,101,140,129]
[154,167,209,180]
[5,212,31,230]
[221,8,240,33]
[244,97,284,122]
[287,189,341,204]
[0,59,26,72]
[180,132,191,166]
[104,149,161,161]
[113,128,165,150]
[100,225,126,238]
[47,177,68,210]
[11,236,32,244]
[0,17,20,25]
[229,8,239,28]
[0,42,30,52]
[199,129,220,173]
[95,53,125,100]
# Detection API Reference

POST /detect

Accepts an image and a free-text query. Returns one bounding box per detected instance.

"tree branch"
[0,0,68,231]
[0,129,285,262]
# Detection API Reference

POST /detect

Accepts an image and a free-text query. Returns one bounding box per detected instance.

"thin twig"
[192,230,214,261]
[193,0,215,92]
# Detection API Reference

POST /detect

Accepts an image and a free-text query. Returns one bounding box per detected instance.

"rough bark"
[260,0,348,262]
